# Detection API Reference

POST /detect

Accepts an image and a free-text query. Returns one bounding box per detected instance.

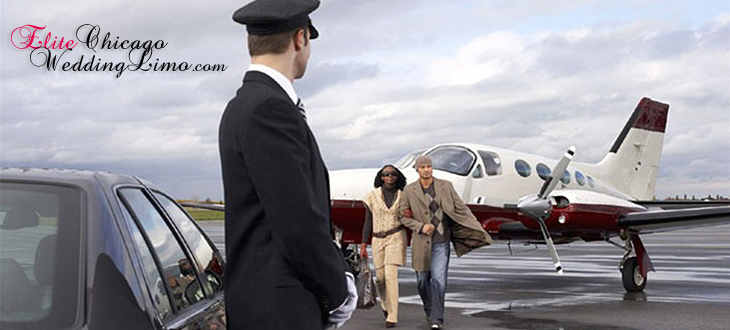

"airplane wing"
[635,200,730,210]
[618,205,730,234]
[184,200,730,241]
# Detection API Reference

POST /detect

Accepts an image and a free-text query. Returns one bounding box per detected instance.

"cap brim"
[308,23,319,39]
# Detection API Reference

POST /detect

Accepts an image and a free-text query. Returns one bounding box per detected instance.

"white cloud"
[1,0,728,200]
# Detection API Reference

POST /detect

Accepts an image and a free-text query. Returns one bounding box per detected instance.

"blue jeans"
[416,242,450,325]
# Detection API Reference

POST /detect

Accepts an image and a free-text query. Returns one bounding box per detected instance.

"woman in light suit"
[360,165,408,328]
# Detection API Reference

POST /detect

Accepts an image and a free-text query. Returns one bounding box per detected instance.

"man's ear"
[293,29,306,51]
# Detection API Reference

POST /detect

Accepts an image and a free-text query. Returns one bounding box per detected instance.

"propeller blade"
[538,146,576,199]
[521,146,574,274]
[535,217,563,275]
[544,235,564,274]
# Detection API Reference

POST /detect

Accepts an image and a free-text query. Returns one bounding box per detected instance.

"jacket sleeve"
[362,204,373,243]
[242,97,347,310]
[399,188,425,234]
[448,181,477,222]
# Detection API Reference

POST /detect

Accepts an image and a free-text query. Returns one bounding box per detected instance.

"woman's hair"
[373,164,407,190]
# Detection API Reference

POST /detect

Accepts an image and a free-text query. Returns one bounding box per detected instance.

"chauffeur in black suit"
[219,0,356,329]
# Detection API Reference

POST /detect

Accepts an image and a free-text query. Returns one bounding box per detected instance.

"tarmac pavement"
[198,221,730,329]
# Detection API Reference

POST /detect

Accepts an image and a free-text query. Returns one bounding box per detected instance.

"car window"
[0,182,81,329]
[120,205,174,320]
[427,146,476,176]
[118,188,205,315]
[152,191,224,296]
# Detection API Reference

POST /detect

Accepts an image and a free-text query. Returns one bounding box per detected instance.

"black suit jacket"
[219,71,347,329]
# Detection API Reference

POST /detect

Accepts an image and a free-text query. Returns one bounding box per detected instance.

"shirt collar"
[247,64,298,104]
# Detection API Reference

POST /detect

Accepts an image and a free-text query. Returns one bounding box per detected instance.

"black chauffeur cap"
[233,0,320,39]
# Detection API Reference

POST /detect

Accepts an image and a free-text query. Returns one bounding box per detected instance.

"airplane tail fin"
[595,97,669,200]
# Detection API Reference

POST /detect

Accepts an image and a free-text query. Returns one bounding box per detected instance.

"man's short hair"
[247,26,308,56]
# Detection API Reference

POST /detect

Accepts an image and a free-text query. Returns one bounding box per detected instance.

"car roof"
[0,167,141,189]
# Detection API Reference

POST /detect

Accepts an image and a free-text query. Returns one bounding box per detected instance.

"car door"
[117,187,225,330]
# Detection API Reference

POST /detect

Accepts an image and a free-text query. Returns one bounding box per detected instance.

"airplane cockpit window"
[561,170,571,185]
[426,146,476,176]
[575,171,586,186]
[477,151,502,176]
[514,159,531,178]
[395,148,426,168]
[472,164,483,178]
[587,176,595,188]
[536,163,551,181]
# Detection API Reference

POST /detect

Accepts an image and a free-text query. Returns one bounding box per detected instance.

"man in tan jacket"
[399,155,492,329]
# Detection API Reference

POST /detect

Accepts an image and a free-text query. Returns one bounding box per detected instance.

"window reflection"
[122,205,173,319]
[395,149,426,169]
[575,171,586,186]
[536,163,552,181]
[478,151,502,176]
[561,170,571,185]
[427,146,476,176]
[514,159,531,178]
[118,188,205,314]
[153,191,224,296]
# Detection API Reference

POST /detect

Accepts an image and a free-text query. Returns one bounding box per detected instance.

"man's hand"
[359,243,368,259]
[421,223,435,235]
[326,273,357,328]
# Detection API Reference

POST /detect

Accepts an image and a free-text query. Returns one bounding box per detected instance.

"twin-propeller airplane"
[187,97,730,292]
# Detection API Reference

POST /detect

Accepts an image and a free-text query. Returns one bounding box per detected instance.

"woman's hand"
[360,243,369,259]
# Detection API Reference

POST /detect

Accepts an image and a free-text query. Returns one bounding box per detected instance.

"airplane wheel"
[621,257,646,292]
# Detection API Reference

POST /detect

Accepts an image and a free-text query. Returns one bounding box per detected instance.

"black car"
[0,168,226,330]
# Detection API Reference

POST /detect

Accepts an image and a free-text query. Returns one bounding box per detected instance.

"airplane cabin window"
[536,163,551,181]
[472,164,483,178]
[561,170,571,185]
[478,151,503,176]
[575,171,586,186]
[514,159,531,178]
[395,149,426,169]
[426,146,476,176]
[587,176,595,188]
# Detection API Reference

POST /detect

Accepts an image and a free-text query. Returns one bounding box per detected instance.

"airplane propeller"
[515,146,575,275]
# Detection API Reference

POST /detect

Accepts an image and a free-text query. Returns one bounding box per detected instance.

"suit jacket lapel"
[410,183,429,212]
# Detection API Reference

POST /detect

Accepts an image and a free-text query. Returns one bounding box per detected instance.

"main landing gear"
[621,257,646,292]
[607,229,652,292]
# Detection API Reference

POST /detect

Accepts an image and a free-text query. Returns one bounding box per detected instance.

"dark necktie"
[296,98,307,122]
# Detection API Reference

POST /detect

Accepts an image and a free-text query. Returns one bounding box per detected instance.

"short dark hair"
[247,26,308,56]
[373,165,406,190]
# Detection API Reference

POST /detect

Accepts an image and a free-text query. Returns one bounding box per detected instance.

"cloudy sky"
[2,0,728,201]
